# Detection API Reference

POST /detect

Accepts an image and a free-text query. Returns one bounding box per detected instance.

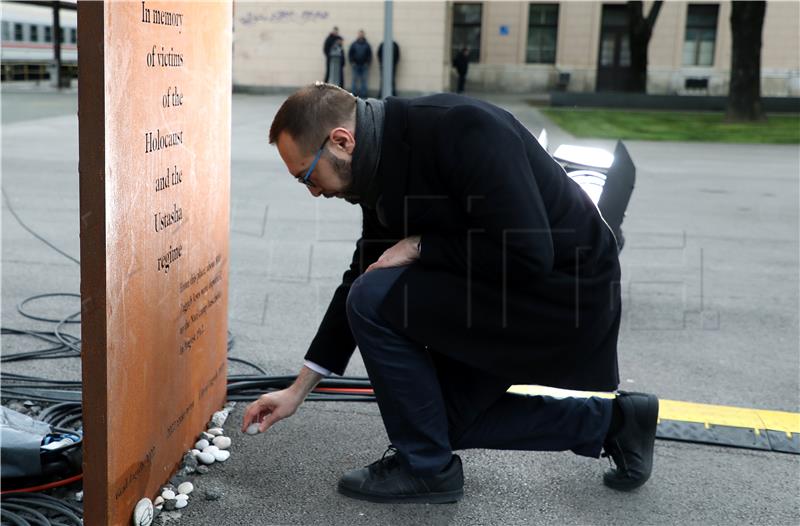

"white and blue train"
[1,2,77,81]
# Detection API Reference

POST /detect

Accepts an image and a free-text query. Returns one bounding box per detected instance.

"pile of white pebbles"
[132,402,240,526]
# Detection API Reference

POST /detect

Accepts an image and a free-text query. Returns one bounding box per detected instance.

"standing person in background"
[323,26,340,83]
[327,36,346,88]
[377,40,400,97]
[348,30,372,98]
[452,47,470,94]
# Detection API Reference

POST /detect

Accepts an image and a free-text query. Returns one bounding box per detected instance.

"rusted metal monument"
[77,2,231,523]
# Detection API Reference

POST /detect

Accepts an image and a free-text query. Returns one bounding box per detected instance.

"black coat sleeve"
[304,207,399,374]
[419,105,554,285]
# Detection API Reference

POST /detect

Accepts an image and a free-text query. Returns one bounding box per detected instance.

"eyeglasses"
[297,137,329,187]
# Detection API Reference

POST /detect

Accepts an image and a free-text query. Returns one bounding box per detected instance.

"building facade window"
[683,4,719,66]
[29,24,38,42]
[451,3,482,63]
[70,28,77,43]
[1,21,10,41]
[14,23,24,41]
[526,4,558,64]
[44,26,52,42]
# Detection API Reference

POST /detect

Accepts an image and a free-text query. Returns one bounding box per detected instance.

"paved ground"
[2,89,799,525]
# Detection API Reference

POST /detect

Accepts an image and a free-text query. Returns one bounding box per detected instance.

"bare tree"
[627,1,664,92]
[727,1,767,121]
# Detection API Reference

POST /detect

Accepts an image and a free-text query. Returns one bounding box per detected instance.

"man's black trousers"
[345,266,614,477]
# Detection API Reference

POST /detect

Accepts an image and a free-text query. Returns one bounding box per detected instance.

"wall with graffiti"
[232,1,450,94]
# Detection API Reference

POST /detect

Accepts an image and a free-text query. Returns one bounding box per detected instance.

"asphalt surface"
[1,88,799,525]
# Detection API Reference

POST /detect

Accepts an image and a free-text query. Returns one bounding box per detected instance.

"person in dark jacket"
[377,40,400,96]
[325,36,345,88]
[323,26,340,84]
[452,46,470,93]
[348,30,372,98]
[243,83,659,503]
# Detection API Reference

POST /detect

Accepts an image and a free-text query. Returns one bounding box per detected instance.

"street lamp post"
[381,0,394,99]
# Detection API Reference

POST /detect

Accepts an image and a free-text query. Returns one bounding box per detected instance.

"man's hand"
[241,366,323,434]
[366,235,421,273]
[241,388,303,434]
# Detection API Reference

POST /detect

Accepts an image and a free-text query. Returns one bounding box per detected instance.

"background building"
[2,1,797,97]
[231,0,799,97]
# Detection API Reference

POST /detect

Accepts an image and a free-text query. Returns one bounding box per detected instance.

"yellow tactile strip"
[508,385,800,435]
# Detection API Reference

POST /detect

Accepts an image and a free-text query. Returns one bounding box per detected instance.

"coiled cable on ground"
[0,492,83,526]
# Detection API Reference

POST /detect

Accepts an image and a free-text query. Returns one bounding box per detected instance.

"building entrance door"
[596,4,632,91]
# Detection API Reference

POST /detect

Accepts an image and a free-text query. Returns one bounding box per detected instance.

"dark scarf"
[346,97,385,209]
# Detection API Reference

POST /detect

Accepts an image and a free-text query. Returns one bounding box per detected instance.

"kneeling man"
[242,83,658,503]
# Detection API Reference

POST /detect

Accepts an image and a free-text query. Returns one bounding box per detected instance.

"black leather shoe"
[337,446,464,504]
[602,391,659,491]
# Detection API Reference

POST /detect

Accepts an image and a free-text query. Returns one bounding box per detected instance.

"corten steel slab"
[77,2,232,524]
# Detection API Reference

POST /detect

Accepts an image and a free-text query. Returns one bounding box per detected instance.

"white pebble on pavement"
[212,436,231,449]
[177,482,194,495]
[197,452,215,465]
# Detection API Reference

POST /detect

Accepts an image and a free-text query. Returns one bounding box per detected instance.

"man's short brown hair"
[269,82,356,154]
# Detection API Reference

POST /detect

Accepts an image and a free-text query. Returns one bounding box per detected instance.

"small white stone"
[197,451,215,465]
[246,423,260,435]
[191,449,200,456]
[175,494,189,502]
[212,436,231,450]
[133,497,154,526]
[201,431,215,441]
[203,445,219,454]
[194,439,209,450]
[160,489,175,500]
[75,490,83,502]
[213,449,230,462]
[153,496,164,506]
[177,482,194,495]
[174,498,188,509]
[207,427,224,436]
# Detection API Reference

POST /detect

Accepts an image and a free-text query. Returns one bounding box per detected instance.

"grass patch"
[541,108,800,143]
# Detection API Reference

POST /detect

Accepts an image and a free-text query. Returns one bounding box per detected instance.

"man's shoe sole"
[337,482,463,504]
[603,392,659,491]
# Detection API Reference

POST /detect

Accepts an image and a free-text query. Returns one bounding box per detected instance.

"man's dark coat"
[306,94,621,391]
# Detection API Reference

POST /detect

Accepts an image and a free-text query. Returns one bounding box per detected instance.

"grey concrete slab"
[2,90,798,525]
[1,87,78,125]
[178,403,800,526]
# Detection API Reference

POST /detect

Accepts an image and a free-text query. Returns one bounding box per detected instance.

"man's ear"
[330,127,356,155]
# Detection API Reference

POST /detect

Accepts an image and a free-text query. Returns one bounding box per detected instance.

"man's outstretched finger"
[241,402,263,431]
[259,412,281,433]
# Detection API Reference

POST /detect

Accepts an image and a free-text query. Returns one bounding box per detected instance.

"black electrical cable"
[1,501,50,525]
[17,295,81,325]
[0,507,29,526]
[227,356,268,375]
[1,493,83,526]
[1,187,81,267]
[0,329,78,363]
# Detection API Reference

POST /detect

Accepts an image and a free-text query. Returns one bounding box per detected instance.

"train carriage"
[1,2,77,82]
